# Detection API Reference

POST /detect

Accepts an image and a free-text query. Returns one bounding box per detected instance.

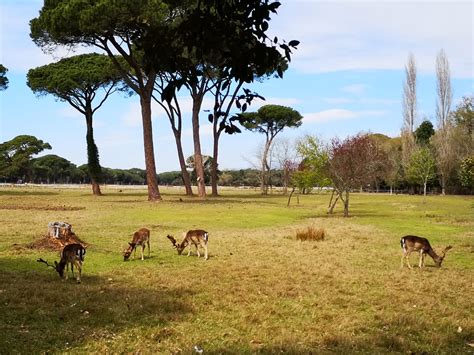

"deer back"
[185,230,209,245]
[132,228,150,245]
[401,235,432,253]
[61,243,86,262]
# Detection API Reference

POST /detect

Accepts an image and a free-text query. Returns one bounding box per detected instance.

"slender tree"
[27,54,123,195]
[30,0,170,201]
[0,64,8,91]
[436,49,452,130]
[403,53,417,134]
[406,146,436,198]
[152,74,193,196]
[241,105,303,194]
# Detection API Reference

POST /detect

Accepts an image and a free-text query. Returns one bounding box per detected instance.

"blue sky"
[1,0,473,172]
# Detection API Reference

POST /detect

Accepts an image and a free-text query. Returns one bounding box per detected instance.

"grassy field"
[0,185,473,354]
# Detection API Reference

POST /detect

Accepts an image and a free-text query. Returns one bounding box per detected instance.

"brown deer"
[167,230,209,260]
[123,228,151,261]
[400,235,452,269]
[37,243,86,283]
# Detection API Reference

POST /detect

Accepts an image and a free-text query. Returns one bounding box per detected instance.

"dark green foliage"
[157,171,184,186]
[0,135,52,182]
[0,64,8,91]
[31,155,84,184]
[241,105,303,134]
[414,120,435,146]
[27,54,124,99]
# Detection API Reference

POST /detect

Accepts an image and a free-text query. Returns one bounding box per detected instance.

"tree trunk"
[211,131,220,197]
[260,139,272,195]
[192,98,206,199]
[140,95,161,201]
[328,191,339,214]
[287,186,296,207]
[343,190,350,217]
[173,130,193,196]
[85,110,102,196]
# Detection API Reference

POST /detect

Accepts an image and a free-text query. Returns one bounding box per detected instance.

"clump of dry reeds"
[296,226,326,241]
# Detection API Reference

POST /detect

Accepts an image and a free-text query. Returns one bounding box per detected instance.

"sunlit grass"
[0,186,473,353]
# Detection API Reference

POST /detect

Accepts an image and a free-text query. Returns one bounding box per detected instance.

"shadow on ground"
[0,257,193,353]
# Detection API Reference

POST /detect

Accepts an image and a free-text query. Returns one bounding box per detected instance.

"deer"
[37,243,86,283]
[123,228,151,261]
[400,235,452,269]
[167,229,209,260]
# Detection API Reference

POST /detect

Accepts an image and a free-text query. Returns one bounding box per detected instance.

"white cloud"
[271,1,473,77]
[303,109,386,123]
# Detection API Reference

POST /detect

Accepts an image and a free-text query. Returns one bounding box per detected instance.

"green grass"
[0,186,473,353]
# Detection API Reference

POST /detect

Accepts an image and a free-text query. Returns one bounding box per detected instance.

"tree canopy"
[27,53,125,195]
[0,64,8,91]
[414,120,435,146]
[0,135,52,182]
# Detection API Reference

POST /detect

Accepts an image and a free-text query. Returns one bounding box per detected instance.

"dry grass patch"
[296,226,326,241]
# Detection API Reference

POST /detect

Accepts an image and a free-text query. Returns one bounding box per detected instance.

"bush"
[296,227,326,241]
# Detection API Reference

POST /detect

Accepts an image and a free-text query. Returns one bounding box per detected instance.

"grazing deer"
[167,230,209,260]
[400,235,452,269]
[123,228,151,261]
[37,243,86,283]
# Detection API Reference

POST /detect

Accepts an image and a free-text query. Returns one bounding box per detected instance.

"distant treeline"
[0,151,270,187]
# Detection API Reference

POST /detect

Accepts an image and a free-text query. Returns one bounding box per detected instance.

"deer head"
[123,242,135,261]
[166,234,188,255]
[435,245,453,267]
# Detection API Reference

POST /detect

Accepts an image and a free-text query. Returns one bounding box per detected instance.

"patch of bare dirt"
[26,232,88,251]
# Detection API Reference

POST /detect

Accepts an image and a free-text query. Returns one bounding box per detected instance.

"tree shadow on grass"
[0,257,194,354]
[0,190,59,196]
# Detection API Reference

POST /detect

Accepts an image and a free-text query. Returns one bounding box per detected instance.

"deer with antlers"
[167,230,209,260]
[123,228,151,261]
[400,235,452,269]
[37,243,86,283]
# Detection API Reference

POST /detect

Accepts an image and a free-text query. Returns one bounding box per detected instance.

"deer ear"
[129,242,133,246]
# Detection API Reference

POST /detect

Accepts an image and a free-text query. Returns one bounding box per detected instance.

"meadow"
[0,185,472,354]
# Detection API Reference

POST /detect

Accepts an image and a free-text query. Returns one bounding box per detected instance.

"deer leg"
[147,240,150,257]
[141,244,145,260]
[405,252,413,269]
[187,245,192,257]
[204,244,208,260]
[196,243,201,258]
[75,260,81,283]
[418,250,424,268]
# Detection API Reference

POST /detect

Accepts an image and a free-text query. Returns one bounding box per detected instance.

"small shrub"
[296,227,326,241]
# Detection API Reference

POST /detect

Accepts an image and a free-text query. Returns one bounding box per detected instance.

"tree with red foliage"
[327,134,377,217]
